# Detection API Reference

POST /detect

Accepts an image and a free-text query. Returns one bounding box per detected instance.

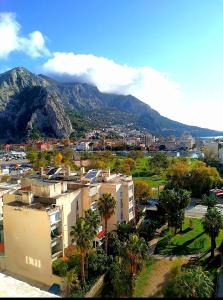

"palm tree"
[84,209,100,279]
[97,193,116,255]
[70,218,91,286]
[63,269,79,297]
[84,209,101,237]
[200,194,217,210]
[124,234,148,295]
[116,221,135,242]
[202,207,223,258]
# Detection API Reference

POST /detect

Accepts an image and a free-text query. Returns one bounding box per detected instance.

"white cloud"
[43,52,183,115]
[43,52,223,131]
[0,12,50,58]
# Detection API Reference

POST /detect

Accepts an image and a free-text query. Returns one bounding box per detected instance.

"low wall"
[85,274,105,298]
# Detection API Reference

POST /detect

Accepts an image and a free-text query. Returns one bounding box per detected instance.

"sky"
[1,0,223,131]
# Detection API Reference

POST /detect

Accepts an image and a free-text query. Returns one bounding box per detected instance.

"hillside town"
[2,0,223,298]
[0,129,222,297]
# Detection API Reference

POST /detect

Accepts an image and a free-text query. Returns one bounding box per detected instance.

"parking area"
[185,204,223,219]
[185,204,207,219]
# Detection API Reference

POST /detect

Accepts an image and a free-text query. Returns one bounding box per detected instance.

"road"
[0,159,30,166]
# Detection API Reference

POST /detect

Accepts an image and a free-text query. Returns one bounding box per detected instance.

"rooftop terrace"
[7,200,59,212]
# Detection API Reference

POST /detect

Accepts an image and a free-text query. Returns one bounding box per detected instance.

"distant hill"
[0,67,222,142]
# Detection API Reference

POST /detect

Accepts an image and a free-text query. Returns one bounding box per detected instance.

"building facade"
[0,168,135,287]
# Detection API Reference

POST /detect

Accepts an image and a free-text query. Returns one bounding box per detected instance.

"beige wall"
[99,183,119,232]
[122,182,134,222]
[99,180,135,231]
[3,205,54,285]
[56,189,81,247]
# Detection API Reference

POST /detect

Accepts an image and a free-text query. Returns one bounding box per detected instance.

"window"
[50,211,60,224]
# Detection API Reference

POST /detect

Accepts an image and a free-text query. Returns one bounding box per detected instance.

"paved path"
[139,258,189,297]
[0,159,29,165]
[148,225,166,255]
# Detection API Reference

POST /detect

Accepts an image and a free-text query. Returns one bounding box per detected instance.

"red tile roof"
[96,230,105,239]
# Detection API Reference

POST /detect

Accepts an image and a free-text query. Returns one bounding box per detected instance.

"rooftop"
[0,272,59,297]
[7,200,59,212]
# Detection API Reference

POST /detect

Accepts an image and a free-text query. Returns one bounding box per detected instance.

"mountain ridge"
[0,67,222,142]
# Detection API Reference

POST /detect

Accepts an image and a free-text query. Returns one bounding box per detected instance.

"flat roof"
[7,200,59,212]
[0,272,59,297]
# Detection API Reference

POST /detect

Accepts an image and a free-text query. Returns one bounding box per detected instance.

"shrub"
[67,254,81,276]
[52,258,68,277]
[88,251,112,277]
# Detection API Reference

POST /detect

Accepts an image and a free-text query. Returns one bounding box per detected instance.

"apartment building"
[0,167,135,287]
[2,178,81,286]
[99,173,134,231]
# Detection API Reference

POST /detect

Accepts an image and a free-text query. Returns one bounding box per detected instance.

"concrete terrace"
[0,272,59,297]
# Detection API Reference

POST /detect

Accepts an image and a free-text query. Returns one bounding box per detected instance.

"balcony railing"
[129,211,134,221]
[51,250,63,261]
[51,235,62,248]
[129,200,134,208]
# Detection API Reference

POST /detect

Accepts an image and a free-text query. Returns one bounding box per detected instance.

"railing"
[51,250,63,261]
[129,211,134,220]
[129,200,134,208]
[51,236,62,248]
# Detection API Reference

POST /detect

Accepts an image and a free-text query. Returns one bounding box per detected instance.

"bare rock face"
[0,68,73,142]
[26,89,73,138]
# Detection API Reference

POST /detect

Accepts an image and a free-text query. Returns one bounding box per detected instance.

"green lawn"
[133,175,167,188]
[133,258,155,297]
[155,218,223,256]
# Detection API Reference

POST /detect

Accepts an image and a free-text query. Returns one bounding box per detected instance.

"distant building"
[76,142,90,151]
[179,133,195,149]
[35,142,52,151]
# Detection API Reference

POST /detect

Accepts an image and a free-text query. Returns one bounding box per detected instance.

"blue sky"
[1,0,223,131]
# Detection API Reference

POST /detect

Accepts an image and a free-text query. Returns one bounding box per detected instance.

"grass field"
[133,175,167,188]
[155,218,223,256]
[133,258,155,297]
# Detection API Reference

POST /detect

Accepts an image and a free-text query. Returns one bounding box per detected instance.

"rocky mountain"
[0,67,222,142]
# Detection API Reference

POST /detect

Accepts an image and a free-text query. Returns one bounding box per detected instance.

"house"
[35,142,52,151]
[76,142,90,151]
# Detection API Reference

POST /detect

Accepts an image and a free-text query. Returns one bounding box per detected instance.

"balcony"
[51,250,63,261]
[129,211,134,221]
[51,236,62,248]
[49,210,61,226]
[129,200,134,208]
[51,240,63,261]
